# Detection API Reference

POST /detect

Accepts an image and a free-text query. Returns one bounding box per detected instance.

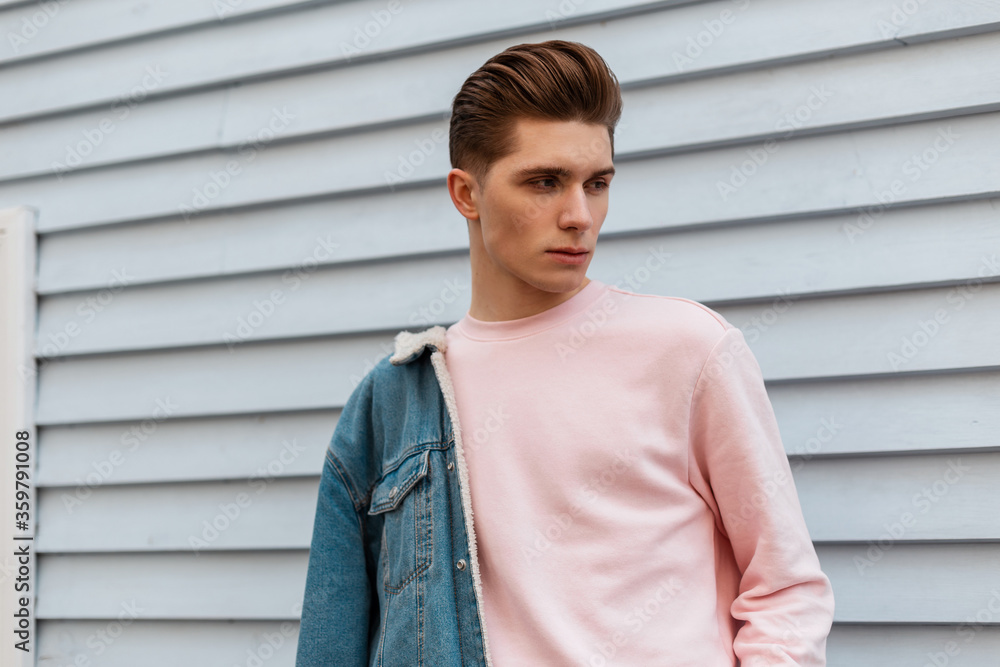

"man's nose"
[559,184,594,230]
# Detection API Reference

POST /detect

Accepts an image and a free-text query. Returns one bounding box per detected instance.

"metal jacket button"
[388,486,398,498]
[456,559,466,570]
[447,461,454,470]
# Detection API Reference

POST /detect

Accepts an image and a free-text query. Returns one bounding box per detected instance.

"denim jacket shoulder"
[296,325,495,667]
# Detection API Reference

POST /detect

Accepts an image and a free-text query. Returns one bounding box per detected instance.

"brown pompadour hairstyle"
[448,39,623,189]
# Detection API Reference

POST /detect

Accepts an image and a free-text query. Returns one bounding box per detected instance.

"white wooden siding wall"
[1,0,997,664]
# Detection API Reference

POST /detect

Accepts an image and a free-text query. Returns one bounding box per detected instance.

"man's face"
[450,117,614,296]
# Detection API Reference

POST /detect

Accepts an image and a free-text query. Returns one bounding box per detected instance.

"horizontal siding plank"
[624,30,1000,156]
[819,543,1000,624]
[0,0,658,122]
[6,16,1000,181]
[718,281,1000,381]
[5,107,998,234]
[606,112,999,238]
[35,200,1000,353]
[36,186,463,293]
[37,551,307,619]
[34,369,1000,487]
[34,331,393,425]
[3,88,231,184]
[795,452,1000,542]
[37,478,319,552]
[0,0,313,65]
[34,282,1000,424]
[5,0,1000,126]
[36,254,471,355]
[35,369,1000,487]
[36,545,1000,623]
[38,620,298,667]
[36,411,336,487]
[828,624,1000,667]
[594,198,1000,303]
[37,451,1000,552]
[772,370,1000,458]
[7,116,458,232]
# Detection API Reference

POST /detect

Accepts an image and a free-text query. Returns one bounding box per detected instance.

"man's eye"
[532,178,557,189]
[590,180,609,191]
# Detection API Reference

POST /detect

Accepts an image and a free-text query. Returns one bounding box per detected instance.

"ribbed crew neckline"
[454,278,609,341]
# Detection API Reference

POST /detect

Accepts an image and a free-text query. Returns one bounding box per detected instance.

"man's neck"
[466,276,591,322]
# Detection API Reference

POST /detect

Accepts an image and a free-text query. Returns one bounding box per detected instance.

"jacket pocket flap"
[368,448,430,515]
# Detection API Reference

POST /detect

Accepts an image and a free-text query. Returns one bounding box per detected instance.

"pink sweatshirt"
[443,277,834,666]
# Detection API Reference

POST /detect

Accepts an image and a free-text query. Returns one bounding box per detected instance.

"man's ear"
[447,168,480,221]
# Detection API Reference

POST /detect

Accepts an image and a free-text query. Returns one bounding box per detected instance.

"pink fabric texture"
[443,278,834,666]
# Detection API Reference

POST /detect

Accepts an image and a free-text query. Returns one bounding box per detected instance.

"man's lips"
[546,249,590,264]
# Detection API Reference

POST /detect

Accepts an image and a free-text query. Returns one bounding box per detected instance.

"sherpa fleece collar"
[389,325,448,365]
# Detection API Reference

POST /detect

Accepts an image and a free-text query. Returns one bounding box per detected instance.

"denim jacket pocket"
[368,447,433,594]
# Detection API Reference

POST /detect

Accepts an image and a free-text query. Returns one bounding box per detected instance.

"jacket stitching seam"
[325,448,366,524]
[379,441,450,477]
[380,466,433,595]
[368,452,428,514]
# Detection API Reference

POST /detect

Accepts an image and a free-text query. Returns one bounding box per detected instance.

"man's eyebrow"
[512,165,616,181]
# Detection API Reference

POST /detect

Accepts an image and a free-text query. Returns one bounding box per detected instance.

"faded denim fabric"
[296,326,494,667]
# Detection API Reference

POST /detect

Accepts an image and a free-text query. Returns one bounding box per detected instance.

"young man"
[296,40,834,666]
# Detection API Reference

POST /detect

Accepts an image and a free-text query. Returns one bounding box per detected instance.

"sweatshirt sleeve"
[687,324,835,666]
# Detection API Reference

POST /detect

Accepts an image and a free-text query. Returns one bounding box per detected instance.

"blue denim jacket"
[296,325,496,666]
